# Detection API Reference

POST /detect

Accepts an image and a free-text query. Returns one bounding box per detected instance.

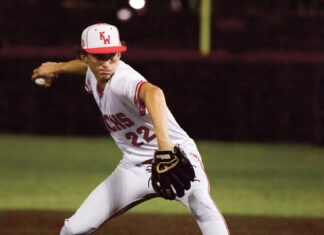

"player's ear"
[80,54,89,64]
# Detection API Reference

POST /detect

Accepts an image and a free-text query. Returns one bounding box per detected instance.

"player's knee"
[188,190,220,221]
[188,190,229,235]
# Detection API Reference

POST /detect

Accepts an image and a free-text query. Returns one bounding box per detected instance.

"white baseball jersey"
[61,60,229,235]
[85,60,190,164]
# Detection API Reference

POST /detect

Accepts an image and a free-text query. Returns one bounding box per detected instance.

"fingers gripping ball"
[34,77,53,87]
[151,146,196,200]
[35,78,46,86]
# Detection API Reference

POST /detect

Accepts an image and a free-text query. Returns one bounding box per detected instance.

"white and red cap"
[81,23,127,54]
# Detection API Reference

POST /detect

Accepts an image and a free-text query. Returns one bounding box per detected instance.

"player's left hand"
[151,146,196,200]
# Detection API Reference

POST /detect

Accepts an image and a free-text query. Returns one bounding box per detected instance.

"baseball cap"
[81,23,127,54]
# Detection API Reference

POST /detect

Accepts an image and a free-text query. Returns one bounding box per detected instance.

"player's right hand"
[31,62,60,87]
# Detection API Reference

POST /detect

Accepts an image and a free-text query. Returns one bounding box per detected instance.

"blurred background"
[0,0,323,144]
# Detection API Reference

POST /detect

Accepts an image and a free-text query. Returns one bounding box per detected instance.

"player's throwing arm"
[31,60,87,87]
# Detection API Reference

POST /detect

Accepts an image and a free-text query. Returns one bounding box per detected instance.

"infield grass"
[0,134,323,218]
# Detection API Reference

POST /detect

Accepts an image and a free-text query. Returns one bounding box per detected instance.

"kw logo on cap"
[100,32,110,44]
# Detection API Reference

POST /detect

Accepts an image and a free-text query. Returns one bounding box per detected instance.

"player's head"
[79,23,126,82]
[81,23,127,55]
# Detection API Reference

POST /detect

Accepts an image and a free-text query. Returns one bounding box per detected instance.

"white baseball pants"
[60,140,229,235]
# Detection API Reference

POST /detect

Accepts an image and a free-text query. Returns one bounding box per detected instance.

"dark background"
[0,0,323,144]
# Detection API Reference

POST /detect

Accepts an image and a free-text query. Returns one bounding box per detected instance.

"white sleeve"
[133,80,149,116]
[113,63,149,116]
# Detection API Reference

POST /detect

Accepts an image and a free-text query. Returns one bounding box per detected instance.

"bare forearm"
[32,59,87,79]
[141,85,174,150]
[31,59,87,87]
[57,59,87,75]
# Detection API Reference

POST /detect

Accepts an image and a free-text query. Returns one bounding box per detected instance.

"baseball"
[35,77,46,86]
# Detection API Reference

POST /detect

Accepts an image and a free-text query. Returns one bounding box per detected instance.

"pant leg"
[60,161,155,235]
[177,140,230,235]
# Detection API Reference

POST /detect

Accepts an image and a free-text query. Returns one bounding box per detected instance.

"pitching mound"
[0,210,323,234]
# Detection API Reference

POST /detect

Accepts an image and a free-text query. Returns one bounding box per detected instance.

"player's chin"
[98,73,112,81]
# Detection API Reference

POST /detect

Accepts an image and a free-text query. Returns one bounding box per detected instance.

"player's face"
[83,53,121,83]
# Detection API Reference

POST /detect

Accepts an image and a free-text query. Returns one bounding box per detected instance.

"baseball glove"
[151,146,196,200]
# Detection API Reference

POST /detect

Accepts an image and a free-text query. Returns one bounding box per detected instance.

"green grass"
[198,141,324,218]
[0,134,323,218]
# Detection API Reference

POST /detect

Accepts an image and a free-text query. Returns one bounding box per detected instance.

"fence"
[0,49,323,144]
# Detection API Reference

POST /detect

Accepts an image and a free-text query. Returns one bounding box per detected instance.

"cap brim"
[84,46,127,54]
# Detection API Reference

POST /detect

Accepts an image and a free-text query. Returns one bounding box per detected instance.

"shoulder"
[111,61,147,88]
[116,61,145,80]
[109,61,148,101]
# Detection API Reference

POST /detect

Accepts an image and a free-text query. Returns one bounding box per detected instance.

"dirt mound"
[0,210,323,235]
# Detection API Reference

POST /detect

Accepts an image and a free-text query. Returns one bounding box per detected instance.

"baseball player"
[31,23,229,235]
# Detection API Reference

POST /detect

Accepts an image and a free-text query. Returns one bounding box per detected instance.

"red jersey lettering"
[102,112,135,133]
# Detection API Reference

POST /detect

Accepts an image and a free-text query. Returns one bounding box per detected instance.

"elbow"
[143,85,166,106]
[151,86,166,102]
[152,86,164,98]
